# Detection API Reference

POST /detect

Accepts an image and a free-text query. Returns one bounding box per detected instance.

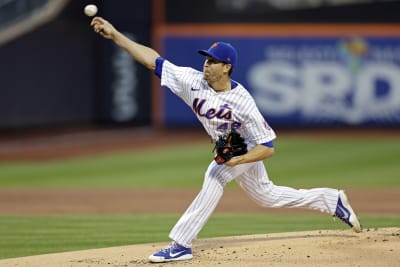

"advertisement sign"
[95,1,152,126]
[162,35,400,127]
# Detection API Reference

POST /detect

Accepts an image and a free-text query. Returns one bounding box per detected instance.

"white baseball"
[84,4,98,17]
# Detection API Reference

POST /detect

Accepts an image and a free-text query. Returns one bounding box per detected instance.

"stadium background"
[1,0,400,130]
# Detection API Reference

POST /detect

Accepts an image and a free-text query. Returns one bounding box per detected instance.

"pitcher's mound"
[0,228,399,267]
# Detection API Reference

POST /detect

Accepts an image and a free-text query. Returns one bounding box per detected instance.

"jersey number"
[217,121,242,131]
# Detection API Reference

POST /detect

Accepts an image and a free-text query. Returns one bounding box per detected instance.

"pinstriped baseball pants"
[169,160,340,248]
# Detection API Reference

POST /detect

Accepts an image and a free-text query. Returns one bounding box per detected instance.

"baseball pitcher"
[90,17,362,263]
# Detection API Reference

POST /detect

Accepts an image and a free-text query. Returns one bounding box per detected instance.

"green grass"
[0,136,399,188]
[0,214,398,259]
[0,145,210,188]
[267,137,400,188]
[0,135,398,259]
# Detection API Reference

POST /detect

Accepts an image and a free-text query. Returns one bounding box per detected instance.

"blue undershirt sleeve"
[154,57,165,78]
[262,141,274,148]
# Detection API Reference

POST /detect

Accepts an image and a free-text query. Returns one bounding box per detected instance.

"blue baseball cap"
[198,42,237,67]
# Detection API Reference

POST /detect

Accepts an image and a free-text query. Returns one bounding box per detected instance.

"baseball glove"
[213,129,247,165]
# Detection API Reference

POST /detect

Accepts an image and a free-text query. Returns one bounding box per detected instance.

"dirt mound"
[0,228,398,267]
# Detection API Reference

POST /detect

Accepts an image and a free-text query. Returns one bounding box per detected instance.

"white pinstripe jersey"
[159,59,276,148]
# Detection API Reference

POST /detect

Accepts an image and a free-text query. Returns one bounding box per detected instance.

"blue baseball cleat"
[149,241,193,263]
[335,190,362,233]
